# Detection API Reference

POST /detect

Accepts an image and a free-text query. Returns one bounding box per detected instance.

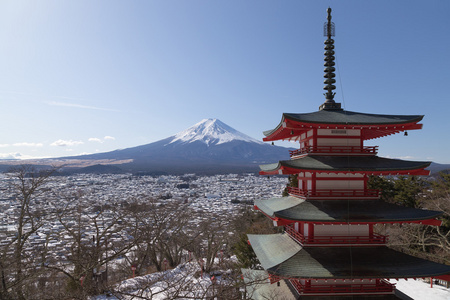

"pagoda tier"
[263,111,423,142]
[241,269,402,299]
[259,155,431,176]
[254,197,443,224]
[248,234,450,279]
[254,197,442,246]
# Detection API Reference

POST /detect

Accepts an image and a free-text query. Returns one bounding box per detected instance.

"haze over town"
[1,1,449,163]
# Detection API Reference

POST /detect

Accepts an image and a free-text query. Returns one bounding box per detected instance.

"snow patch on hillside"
[92,268,450,300]
[92,258,235,300]
[169,119,263,146]
[390,278,450,300]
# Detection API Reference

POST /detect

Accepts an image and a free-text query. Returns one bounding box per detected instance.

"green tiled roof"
[283,110,423,125]
[271,246,450,279]
[247,233,302,270]
[263,110,423,138]
[241,269,296,300]
[259,155,431,173]
[255,197,443,222]
[263,110,424,137]
[255,196,304,216]
[249,234,450,279]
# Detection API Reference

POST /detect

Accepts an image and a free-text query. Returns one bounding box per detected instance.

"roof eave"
[262,113,424,142]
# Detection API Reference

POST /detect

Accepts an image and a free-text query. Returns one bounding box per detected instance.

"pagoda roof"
[263,110,423,141]
[248,233,450,279]
[241,269,297,300]
[247,233,302,270]
[254,196,443,223]
[259,155,431,176]
[283,110,423,125]
[242,270,402,300]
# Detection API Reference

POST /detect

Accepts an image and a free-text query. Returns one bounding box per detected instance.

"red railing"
[285,224,306,244]
[287,187,381,199]
[269,274,281,284]
[289,146,378,157]
[285,224,388,245]
[289,279,395,295]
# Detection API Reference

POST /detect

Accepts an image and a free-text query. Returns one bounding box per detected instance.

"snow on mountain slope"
[51,118,293,174]
[169,119,263,146]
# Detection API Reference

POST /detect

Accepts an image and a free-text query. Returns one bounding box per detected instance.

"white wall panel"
[314,224,369,236]
[317,129,361,136]
[317,138,360,146]
[316,180,364,189]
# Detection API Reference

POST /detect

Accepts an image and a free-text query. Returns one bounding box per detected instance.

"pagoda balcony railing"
[285,224,388,245]
[289,146,378,157]
[287,187,381,199]
[289,279,394,295]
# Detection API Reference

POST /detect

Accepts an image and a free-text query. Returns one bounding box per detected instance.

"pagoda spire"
[319,7,342,111]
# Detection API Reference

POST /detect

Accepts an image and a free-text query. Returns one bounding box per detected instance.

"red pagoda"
[247,8,450,299]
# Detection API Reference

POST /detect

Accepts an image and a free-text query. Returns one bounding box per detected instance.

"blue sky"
[1,1,449,163]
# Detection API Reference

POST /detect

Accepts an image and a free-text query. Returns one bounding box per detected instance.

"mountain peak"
[169,119,262,146]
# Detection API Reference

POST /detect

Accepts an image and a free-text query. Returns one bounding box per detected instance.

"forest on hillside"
[368,173,450,265]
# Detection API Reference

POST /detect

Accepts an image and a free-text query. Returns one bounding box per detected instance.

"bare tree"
[43,191,137,299]
[0,165,57,300]
[386,173,450,264]
[189,217,231,274]
[122,197,196,275]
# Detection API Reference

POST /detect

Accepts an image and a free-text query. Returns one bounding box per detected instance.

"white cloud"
[50,139,84,147]
[0,152,21,159]
[396,156,415,160]
[0,143,43,148]
[0,152,50,160]
[89,136,116,143]
[12,142,43,147]
[384,155,415,160]
[88,138,103,143]
[45,101,118,112]
[76,152,93,156]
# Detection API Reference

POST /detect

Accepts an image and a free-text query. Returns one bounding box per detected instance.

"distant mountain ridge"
[3,119,447,175]
[57,119,293,174]
[428,162,450,174]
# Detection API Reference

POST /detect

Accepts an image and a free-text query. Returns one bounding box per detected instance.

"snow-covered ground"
[92,258,235,300]
[92,266,450,300]
[390,279,450,300]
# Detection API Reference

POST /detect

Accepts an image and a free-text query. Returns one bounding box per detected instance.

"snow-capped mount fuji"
[169,119,263,146]
[57,119,294,174]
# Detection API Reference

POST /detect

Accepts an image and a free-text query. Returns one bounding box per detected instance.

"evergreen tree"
[393,176,425,208]
[282,174,298,197]
[232,234,260,269]
[367,175,395,202]
[368,175,425,208]
[426,172,450,228]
